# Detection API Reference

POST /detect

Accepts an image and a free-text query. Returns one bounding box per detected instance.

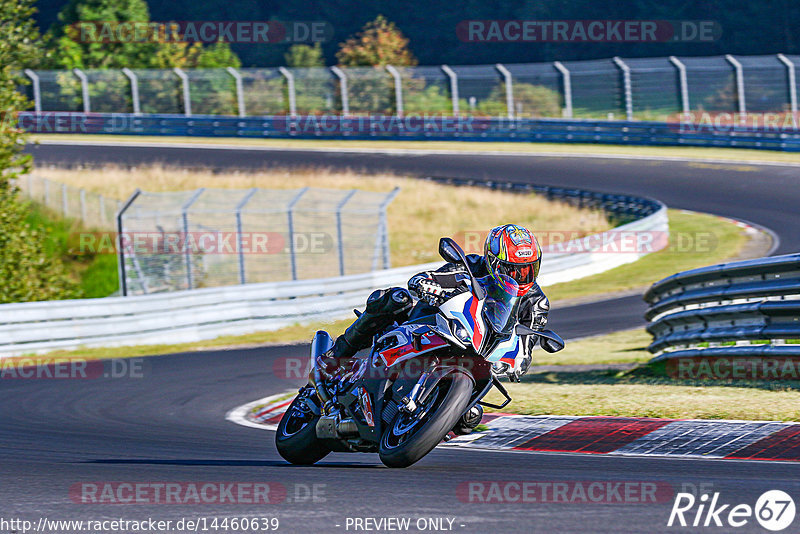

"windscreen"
[478,274,521,335]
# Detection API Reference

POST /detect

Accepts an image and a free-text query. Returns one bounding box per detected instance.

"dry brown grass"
[37,165,610,266]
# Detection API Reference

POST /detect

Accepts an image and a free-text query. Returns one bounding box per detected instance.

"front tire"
[275,392,331,465]
[379,370,472,468]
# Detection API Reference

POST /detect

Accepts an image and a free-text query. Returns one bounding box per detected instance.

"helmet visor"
[495,259,539,286]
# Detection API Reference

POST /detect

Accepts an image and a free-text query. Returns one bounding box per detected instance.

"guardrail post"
[278,67,297,117]
[226,67,246,117]
[99,194,106,224]
[173,67,192,116]
[495,63,514,119]
[121,68,141,115]
[23,69,41,112]
[235,188,258,285]
[181,188,205,290]
[725,55,746,114]
[669,56,690,113]
[43,178,49,207]
[777,54,798,127]
[613,57,633,121]
[441,65,459,116]
[116,189,141,297]
[73,68,90,113]
[385,65,404,118]
[330,66,349,115]
[336,189,357,276]
[553,61,572,118]
[61,183,68,216]
[286,187,308,280]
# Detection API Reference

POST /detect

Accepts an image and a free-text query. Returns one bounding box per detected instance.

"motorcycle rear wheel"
[275,392,331,465]
[378,370,472,468]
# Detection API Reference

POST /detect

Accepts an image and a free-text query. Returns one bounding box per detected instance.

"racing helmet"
[484,224,542,296]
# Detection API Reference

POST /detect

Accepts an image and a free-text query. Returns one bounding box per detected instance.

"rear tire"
[378,370,472,468]
[275,392,331,465]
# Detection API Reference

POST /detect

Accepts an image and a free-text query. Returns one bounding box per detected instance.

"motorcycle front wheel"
[275,390,331,465]
[378,369,472,468]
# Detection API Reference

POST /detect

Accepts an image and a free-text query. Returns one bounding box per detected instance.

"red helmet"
[484,224,542,296]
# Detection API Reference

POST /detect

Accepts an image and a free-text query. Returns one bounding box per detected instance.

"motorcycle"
[275,237,565,468]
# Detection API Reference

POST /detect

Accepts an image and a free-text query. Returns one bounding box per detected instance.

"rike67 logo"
[668,490,796,531]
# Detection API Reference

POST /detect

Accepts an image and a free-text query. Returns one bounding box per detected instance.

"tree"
[336,15,417,67]
[0,0,79,303]
[285,43,325,68]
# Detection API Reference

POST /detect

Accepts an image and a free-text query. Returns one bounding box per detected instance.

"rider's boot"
[452,404,484,435]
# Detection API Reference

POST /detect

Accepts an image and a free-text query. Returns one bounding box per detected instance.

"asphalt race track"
[3,141,799,533]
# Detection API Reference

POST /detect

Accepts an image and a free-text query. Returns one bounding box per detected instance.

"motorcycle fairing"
[375,324,450,368]
[438,292,486,353]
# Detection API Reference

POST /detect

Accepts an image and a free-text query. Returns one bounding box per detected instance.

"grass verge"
[35,165,609,267]
[24,203,118,298]
[544,209,751,301]
[532,328,652,366]
[30,134,800,165]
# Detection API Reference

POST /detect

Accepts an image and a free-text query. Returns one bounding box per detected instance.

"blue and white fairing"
[437,275,522,368]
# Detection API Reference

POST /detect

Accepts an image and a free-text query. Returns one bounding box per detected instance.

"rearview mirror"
[514,326,565,353]
[439,237,465,265]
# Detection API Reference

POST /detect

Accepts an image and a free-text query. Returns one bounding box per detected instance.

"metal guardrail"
[644,254,800,362]
[0,181,666,357]
[19,112,800,151]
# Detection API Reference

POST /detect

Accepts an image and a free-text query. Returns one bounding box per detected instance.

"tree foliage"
[44,0,241,69]
[285,43,325,68]
[0,0,79,303]
[336,15,416,67]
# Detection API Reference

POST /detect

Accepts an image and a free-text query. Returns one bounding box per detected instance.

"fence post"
[80,188,87,222]
[612,57,633,121]
[116,189,141,297]
[99,194,106,224]
[278,67,297,116]
[181,188,205,290]
[173,67,192,116]
[73,68,90,113]
[777,54,798,127]
[235,188,258,285]
[336,189,357,276]
[44,178,50,207]
[226,67,246,117]
[553,61,572,118]
[61,183,68,216]
[330,66,349,115]
[385,65,404,118]
[23,69,41,112]
[441,65,459,116]
[495,63,514,119]
[669,56,690,113]
[725,55,746,114]
[26,174,32,197]
[380,187,400,269]
[286,187,308,280]
[121,68,141,115]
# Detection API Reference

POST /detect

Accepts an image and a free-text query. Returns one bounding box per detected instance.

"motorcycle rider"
[316,224,549,434]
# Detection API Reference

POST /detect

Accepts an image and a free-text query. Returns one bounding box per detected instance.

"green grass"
[544,209,750,301]
[30,134,800,164]
[24,203,118,298]
[533,328,652,366]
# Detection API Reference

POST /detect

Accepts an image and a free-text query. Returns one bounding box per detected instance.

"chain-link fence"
[118,186,399,296]
[21,54,800,121]
[17,174,121,229]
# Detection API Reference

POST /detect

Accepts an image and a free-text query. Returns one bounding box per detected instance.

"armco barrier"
[19,112,800,151]
[644,254,800,362]
[0,189,666,357]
